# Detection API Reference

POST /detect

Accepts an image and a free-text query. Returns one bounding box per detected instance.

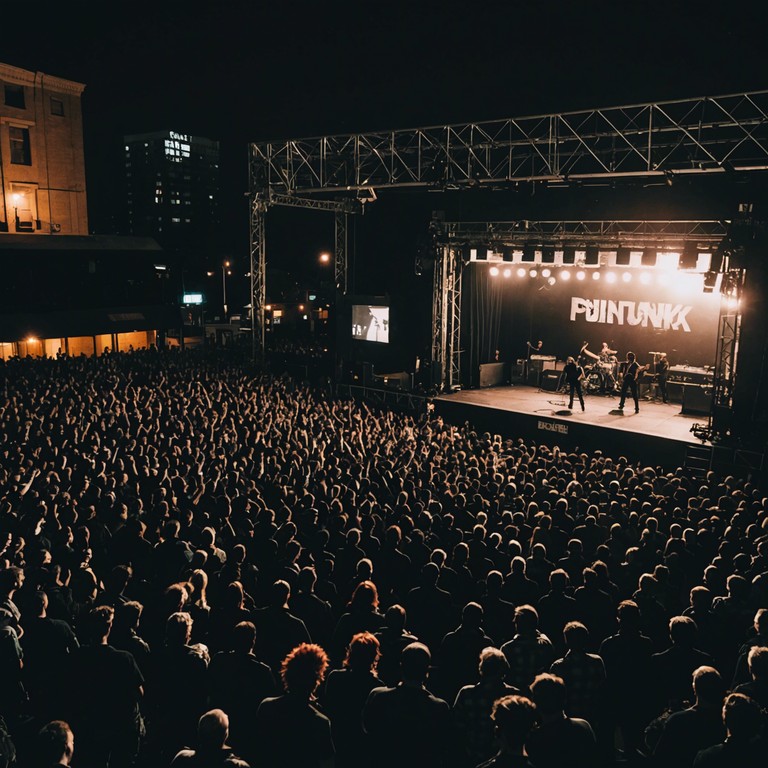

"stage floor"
[433,384,712,466]
[437,384,705,444]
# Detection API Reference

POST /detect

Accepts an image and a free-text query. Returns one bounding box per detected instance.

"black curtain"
[463,265,505,387]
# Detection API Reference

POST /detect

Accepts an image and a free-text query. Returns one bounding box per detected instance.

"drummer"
[599,342,618,362]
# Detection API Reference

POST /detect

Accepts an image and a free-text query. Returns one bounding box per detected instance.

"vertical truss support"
[431,246,448,391]
[431,246,463,391]
[711,267,745,438]
[335,210,348,294]
[447,248,463,390]
[249,197,267,362]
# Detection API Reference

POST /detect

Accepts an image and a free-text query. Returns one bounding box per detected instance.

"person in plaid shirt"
[452,647,520,766]
[550,621,606,722]
[500,605,555,692]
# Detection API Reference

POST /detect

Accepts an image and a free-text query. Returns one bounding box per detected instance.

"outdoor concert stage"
[433,383,709,466]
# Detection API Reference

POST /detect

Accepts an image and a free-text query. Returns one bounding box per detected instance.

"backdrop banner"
[462,265,721,386]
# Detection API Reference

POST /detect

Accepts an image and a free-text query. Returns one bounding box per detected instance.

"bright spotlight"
[26,336,37,343]
[606,272,617,283]
[547,276,556,286]
[592,271,601,280]
[529,269,538,278]
[503,268,512,278]
[726,297,740,310]
[489,266,500,277]
[622,272,632,283]
[516,267,527,277]
[576,270,586,281]
[639,272,652,285]
[541,268,551,278]
[560,271,571,281]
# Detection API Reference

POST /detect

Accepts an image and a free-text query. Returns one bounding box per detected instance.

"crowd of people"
[0,347,766,767]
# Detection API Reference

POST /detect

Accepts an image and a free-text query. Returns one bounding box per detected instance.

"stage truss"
[247,90,768,438]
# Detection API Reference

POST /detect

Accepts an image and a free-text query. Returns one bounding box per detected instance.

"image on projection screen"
[352,304,389,343]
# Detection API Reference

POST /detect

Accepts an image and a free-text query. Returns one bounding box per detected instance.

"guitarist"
[563,355,586,411]
[618,351,642,413]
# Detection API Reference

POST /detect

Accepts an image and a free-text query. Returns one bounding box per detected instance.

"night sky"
[5,1,768,362]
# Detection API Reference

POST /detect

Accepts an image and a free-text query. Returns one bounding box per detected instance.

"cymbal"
[648,351,666,355]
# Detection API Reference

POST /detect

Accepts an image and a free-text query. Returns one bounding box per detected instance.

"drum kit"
[580,343,618,394]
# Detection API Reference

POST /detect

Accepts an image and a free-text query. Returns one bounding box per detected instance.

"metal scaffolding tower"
[248,89,767,365]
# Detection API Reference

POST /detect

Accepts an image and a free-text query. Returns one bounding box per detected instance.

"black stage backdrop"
[463,264,721,387]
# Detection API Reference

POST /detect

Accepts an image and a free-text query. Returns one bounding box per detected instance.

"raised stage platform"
[433,384,711,467]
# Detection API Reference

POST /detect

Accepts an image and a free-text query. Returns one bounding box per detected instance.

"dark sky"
[5,1,768,361]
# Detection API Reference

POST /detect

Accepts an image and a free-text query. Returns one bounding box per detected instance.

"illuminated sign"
[183,293,203,305]
[570,297,693,332]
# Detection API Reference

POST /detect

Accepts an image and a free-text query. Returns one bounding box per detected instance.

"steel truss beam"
[433,220,730,248]
[711,267,746,439]
[431,246,463,391]
[250,91,768,194]
[334,211,348,294]
[249,197,267,361]
[247,191,362,359]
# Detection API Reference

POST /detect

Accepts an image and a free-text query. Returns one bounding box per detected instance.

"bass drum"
[585,370,604,394]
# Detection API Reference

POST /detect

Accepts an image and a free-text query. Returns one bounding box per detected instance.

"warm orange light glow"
[319,252,331,264]
[298,304,305,311]
[265,305,272,311]
[26,336,37,343]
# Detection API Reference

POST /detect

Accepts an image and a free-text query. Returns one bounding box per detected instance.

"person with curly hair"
[255,643,334,768]
[322,632,383,768]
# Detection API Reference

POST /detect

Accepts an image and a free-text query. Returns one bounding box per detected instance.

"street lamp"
[222,260,232,318]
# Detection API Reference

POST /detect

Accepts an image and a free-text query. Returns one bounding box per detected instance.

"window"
[4,84,25,109]
[50,97,64,116]
[9,126,31,165]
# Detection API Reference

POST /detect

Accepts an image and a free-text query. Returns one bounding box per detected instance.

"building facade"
[0,61,88,235]
[123,130,220,251]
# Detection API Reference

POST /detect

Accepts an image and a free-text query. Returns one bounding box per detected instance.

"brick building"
[0,61,88,235]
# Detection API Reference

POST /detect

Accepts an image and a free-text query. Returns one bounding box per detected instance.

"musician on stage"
[563,356,585,411]
[599,342,617,362]
[618,351,641,413]
[657,353,670,403]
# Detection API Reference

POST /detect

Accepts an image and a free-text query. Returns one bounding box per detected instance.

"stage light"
[592,271,601,280]
[547,276,556,286]
[489,266,500,277]
[541,268,552,278]
[606,272,617,283]
[576,270,586,281]
[529,268,538,278]
[639,272,652,285]
[503,268,512,278]
[560,270,571,281]
[726,297,740,310]
[702,270,718,293]
[516,267,527,277]
[622,272,632,283]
